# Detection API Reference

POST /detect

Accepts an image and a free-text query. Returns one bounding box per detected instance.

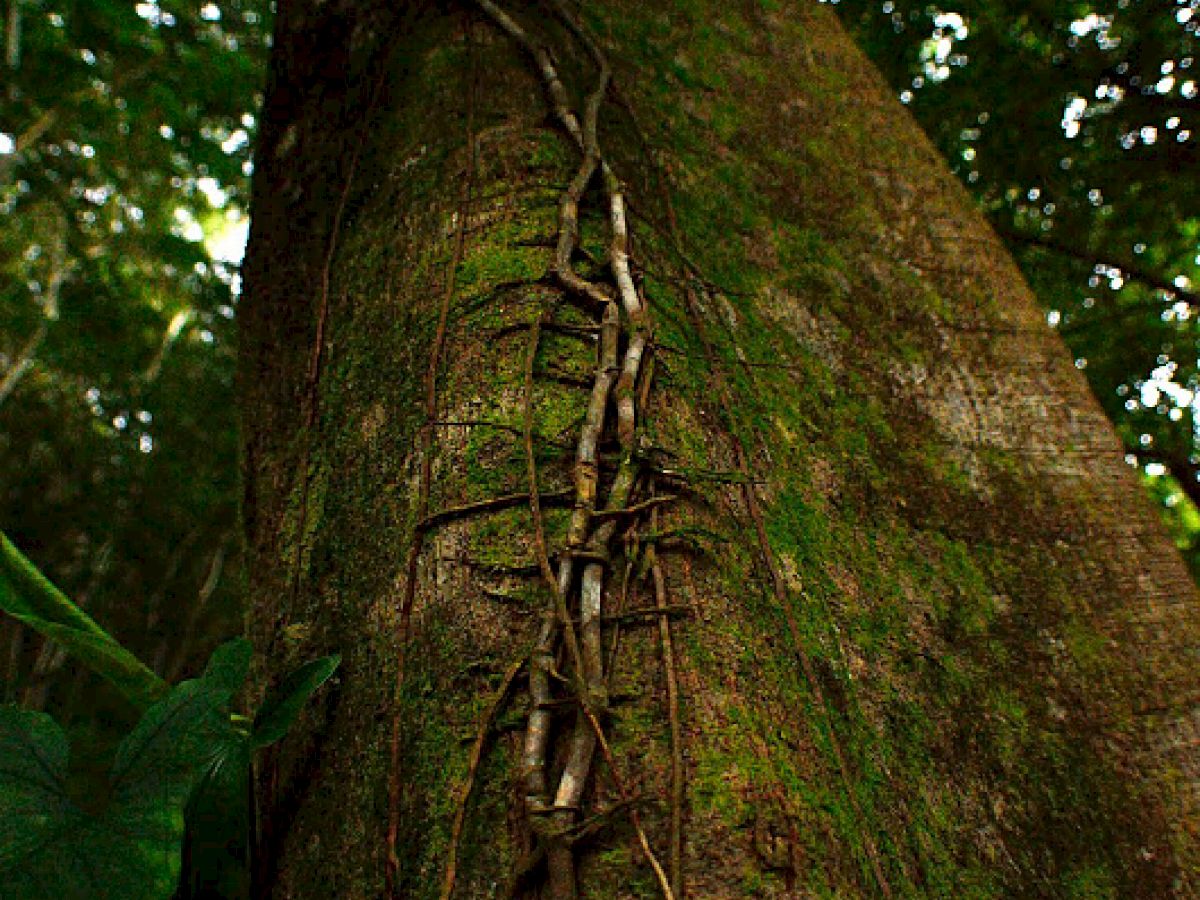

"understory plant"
[0,532,338,899]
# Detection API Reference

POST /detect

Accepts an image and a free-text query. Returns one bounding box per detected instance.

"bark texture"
[241,1,1200,896]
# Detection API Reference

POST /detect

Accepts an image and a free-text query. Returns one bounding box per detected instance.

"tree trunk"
[240,2,1200,897]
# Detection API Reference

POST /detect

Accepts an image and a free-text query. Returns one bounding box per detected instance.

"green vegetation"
[0,533,337,899]
[1,0,1196,896]
[1,0,263,716]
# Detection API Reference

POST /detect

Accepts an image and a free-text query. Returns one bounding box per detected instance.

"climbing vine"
[368,4,907,895]
[379,1,687,896]
[465,1,674,896]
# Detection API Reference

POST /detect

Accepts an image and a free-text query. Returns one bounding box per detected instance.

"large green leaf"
[0,640,251,899]
[181,730,252,900]
[251,654,340,749]
[179,638,254,899]
[110,653,246,810]
[199,638,253,700]
[0,708,72,872]
[0,532,166,709]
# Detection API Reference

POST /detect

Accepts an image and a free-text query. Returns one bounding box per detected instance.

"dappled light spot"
[135,1,176,28]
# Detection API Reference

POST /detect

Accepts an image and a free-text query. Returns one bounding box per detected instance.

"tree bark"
[240,2,1200,896]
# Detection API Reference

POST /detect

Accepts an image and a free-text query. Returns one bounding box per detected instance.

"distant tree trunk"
[240,2,1200,897]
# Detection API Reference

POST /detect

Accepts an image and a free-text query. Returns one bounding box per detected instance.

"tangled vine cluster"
[471,2,676,895]
[380,2,684,897]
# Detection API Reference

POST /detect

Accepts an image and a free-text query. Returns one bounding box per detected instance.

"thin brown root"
[525,310,562,596]
[605,545,634,692]
[582,707,676,900]
[440,654,526,900]
[590,494,677,521]
[650,499,684,897]
[601,603,691,624]
[420,489,573,533]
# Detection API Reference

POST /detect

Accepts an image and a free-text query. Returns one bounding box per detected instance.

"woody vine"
[372,3,898,897]
[383,2,682,897]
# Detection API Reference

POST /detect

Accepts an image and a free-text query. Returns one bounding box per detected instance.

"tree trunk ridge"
[241,1,1200,897]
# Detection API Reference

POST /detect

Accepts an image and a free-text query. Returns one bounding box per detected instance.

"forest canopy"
[1,0,268,706]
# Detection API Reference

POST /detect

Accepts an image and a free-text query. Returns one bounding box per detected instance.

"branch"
[418,489,572,533]
[992,219,1197,306]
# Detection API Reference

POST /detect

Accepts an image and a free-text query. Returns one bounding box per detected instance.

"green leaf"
[201,638,253,700]
[110,677,231,807]
[176,639,255,898]
[0,645,246,898]
[250,655,340,749]
[0,708,71,872]
[181,732,251,899]
[0,533,166,709]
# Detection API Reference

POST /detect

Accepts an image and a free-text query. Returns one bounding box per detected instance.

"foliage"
[0,532,166,708]
[0,545,339,898]
[0,642,249,899]
[0,7,339,893]
[250,655,341,750]
[833,0,1200,564]
[0,0,269,706]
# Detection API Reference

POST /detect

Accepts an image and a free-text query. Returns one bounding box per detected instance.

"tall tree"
[241,2,1200,897]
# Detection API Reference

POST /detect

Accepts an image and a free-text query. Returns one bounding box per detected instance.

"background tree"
[240,1,1200,897]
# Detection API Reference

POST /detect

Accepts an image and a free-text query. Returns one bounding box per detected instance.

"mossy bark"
[240,2,1200,897]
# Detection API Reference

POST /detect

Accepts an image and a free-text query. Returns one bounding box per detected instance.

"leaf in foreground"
[0,649,247,899]
[251,654,340,749]
[0,532,166,709]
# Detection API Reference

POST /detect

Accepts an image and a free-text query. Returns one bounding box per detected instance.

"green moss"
[278,454,329,582]
[455,238,549,303]
[587,845,658,898]
[1065,866,1118,899]
[1061,616,1108,674]
[256,0,1192,893]
[691,737,753,826]
[527,130,571,170]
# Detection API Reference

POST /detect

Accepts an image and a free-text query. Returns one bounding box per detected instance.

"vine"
[373,2,901,896]
[434,1,679,896]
